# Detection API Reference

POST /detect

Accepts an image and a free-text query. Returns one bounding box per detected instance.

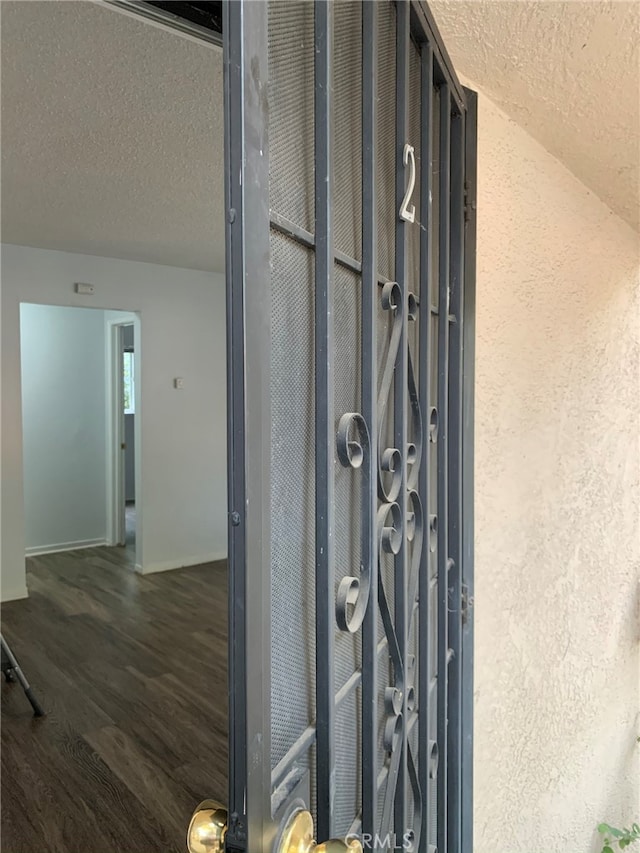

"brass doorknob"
[186,801,362,853]
[186,800,227,853]
[276,808,363,853]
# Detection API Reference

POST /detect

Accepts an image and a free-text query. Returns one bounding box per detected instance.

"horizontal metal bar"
[270,210,315,248]
[407,709,419,737]
[377,765,387,794]
[335,668,362,705]
[273,660,417,801]
[270,669,363,789]
[269,211,399,287]
[348,816,362,837]
[337,253,361,275]
[270,211,363,274]
[271,726,316,793]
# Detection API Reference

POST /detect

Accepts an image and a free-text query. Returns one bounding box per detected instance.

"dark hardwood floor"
[1,545,228,853]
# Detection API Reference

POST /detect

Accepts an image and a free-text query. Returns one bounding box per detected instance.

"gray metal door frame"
[223,2,476,851]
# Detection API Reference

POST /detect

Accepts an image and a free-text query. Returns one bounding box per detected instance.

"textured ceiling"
[430,0,640,231]
[1,1,638,275]
[1,1,225,272]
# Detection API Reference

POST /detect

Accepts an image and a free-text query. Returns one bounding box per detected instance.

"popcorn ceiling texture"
[473,91,639,852]
[432,1,640,231]
[0,1,225,272]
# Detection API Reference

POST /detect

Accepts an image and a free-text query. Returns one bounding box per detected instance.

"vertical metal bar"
[418,40,434,852]
[223,1,247,843]
[436,81,451,853]
[361,0,378,841]
[223,1,271,851]
[461,86,477,853]
[394,0,410,839]
[408,0,465,114]
[446,105,465,853]
[315,0,335,840]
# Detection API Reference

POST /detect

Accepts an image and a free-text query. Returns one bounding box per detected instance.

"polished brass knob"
[186,800,227,853]
[276,808,363,853]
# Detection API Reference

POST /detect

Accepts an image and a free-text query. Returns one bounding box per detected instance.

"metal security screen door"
[220,2,476,853]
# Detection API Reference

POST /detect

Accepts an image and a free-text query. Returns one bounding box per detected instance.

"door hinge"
[225,811,247,853]
[464,179,475,223]
[461,583,474,625]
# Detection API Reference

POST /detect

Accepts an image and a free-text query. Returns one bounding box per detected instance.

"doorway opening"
[106,315,139,566]
[123,324,136,559]
[19,304,141,569]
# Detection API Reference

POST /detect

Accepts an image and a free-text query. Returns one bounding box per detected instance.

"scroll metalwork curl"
[374,279,425,851]
[377,281,403,503]
[335,412,371,634]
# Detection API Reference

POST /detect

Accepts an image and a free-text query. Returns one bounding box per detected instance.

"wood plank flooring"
[1,546,228,853]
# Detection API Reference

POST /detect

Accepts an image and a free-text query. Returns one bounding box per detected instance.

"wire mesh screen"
[333,1,362,263]
[268,0,315,232]
[269,230,316,769]
[333,261,363,695]
[262,0,468,849]
[267,0,318,826]
[376,2,397,284]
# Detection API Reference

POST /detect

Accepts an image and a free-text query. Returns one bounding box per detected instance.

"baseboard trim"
[1,585,29,603]
[25,538,108,557]
[138,551,227,575]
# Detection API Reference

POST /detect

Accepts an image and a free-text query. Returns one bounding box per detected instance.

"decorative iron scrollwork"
[335,412,371,634]
[377,281,403,503]
[375,279,424,852]
[333,274,426,849]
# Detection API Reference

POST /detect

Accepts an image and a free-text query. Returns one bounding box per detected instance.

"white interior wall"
[20,303,109,553]
[473,89,639,851]
[1,245,227,601]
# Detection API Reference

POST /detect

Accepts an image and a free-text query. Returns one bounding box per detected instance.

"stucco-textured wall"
[473,91,639,852]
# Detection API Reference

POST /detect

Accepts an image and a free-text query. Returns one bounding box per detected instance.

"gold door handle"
[186,802,362,853]
[276,809,363,853]
[186,800,227,853]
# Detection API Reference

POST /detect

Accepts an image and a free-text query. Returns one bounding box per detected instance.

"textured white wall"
[20,304,108,553]
[474,91,639,851]
[431,0,640,231]
[1,246,227,601]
